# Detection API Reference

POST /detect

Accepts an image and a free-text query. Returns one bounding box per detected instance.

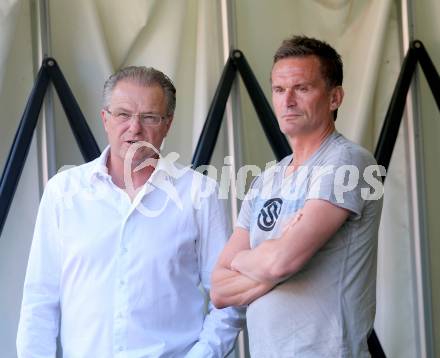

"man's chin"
[131,151,158,165]
[280,124,301,137]
[116,145,154,164]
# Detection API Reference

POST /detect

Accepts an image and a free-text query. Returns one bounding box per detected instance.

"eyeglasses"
[105,109,167,126]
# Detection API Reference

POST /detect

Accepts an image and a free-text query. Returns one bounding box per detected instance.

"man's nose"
[127,115,142,132]
[284,89,297,107]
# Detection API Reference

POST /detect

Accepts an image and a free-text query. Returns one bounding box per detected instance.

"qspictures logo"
[58,141,386,218]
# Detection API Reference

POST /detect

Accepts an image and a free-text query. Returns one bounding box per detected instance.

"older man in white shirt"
[17,66,243,357]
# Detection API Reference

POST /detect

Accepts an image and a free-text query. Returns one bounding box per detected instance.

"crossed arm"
[210,227,276,309]
[210,199,350,309]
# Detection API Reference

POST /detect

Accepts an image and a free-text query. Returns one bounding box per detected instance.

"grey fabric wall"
[0,1,439,357]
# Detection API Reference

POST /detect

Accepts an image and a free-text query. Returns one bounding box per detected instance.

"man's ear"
[330,86,344,111]
[164,115,174,135]
[101,109,109,132]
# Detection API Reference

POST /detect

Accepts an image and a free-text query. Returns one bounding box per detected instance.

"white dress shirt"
[17,147,244,358]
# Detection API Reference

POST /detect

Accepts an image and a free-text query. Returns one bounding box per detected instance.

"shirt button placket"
[114,274,127,353]
[115,219,129,355]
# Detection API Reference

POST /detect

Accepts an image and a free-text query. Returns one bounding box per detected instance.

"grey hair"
[102,66,176,116]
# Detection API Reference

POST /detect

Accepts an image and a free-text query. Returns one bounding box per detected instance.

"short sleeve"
[306,146,377,220]
[236,176,261,230]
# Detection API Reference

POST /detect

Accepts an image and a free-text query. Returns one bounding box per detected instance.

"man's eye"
[117,112,131,119]
[272,87,283,93]
[140,115,158,122]
[297,86,308,92]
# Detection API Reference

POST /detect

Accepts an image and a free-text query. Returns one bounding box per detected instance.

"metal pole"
[400,1,434,357]
[31,0,56,191]
[220,1,246,357]
[220,0,241,222]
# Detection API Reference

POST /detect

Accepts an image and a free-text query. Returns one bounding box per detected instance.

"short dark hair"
[102,66,176,116]
[273,35,343,88]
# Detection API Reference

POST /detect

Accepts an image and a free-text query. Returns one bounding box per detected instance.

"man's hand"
[211,266,274,308]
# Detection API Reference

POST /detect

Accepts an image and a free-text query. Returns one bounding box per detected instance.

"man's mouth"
[283,113,303,119]
[126,140,139,144]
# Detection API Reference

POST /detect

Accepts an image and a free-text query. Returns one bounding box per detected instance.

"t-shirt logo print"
[257,198,283,231]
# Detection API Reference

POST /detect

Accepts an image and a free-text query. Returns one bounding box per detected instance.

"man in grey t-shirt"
[210,36,383,357]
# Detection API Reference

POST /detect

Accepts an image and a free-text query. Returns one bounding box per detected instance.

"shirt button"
[119,280,125,286]
[121,248,128,255]
[118,346,124,352]
[116,312,123,319]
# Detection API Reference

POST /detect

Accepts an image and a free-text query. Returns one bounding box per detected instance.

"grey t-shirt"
[237,131,383,358]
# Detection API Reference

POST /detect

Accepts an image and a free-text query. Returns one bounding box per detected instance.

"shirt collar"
[88,145,177,186]
[146,154,176,187]
[89,146,111,183]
